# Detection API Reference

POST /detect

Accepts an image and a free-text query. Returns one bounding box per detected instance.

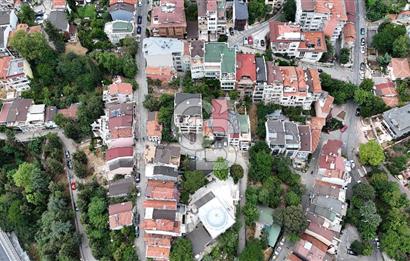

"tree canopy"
[170,238,194,261]
[359,140,385,166]
[239,239,264,261]
[213,157,229,180]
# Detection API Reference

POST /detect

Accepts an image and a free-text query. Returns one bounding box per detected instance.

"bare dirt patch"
[79,142,106,183]
[65,42,88,56]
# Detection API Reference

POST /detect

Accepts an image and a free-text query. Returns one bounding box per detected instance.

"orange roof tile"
[343,22,356,43]
[309,117,326,130]
[390,58,410,79]
[108,82,133,96]
[151,0,187,29]
[288,253,303,261]
[52,0,66,8]
[147,111,163,137]
[142,219,180,232]
[236,53,256,82]
[144,234,172,247]
[146,180,178,200]
[143,199,177,210]
[381,97,399,108]
[299,32,327,52]
[106,146,134,161]
[58,103,79,120]
[0,56,12,79]
[146,66,176,82]
[311,129,322,152]
[308,68,322,93]
[146,246,170,260]
[108,202,133,230]
[321,95,334,114]
[111,127,133,138]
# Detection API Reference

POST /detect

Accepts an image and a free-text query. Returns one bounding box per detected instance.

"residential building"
[58,103,79,120]
[104,20,134,44]
[236,53,256,98]
[395,10,410,25]
[265,0,284,11]
[317,139,350,186]
[197,0,227,41]
[103,79,133,104]
[295,0,347,43]
[252,56,268,102]
[382,103,410,139]
[0,55,32,94]
[0,10,17,50]
[263,63,323,109]
[52,0,66,10]
[150,0,187,38]
[203,42,236,90]
[342,22,355,48]
[143,37,186,76]
[107,158,134,180]
[47,11,69,32]
[293,237,328,260]
[315,92,334,118]
[228,112,251,150]
[147,111,163,144]
[106,146,134,164]
[233,0,248,31]
[388,58,410,80]
[109,0,136,21]
[190,40,205,79]
[108,177,136,197]
[108,201,134,230]
[153,144,181,169]
[374,81,399,108]
[145,164,179,182]
[145,66,176,82]
[269,21,327,63]
[174,93,203,134]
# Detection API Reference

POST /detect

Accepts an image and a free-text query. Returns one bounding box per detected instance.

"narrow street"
[133,1,150,259]
[352,0,366,85]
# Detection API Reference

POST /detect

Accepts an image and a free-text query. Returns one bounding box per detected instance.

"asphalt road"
[352,0,366,85]
[133,1,150,259]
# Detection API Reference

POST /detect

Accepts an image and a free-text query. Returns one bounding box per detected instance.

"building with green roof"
[104,20,134,44]
[204,42,236,90]
[255,206,282,248]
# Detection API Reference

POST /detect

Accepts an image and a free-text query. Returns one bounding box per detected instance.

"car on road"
[360,38,365,46]
[317,68,323,73]
[137,26,142,34]
[360,45,365,54]
[360,62,366,71]
[71,180,76,191]
[347,249,358,256]
[340,125,348,133]
[137,15,142,24]
[135,226,140,237]
[260,39,265,47]
[138,0,142,6]
[35,17,43,24]
[67,160,73,170]
[360,28,365,35]
[135,172,141,183]
[355,108,361,116]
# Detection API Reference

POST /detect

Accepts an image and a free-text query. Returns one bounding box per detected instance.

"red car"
[71,180,76,191]
[340,125,348,133]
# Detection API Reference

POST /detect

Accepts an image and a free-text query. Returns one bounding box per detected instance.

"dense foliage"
[230,164,244,183]
[248,0,272,24]
[320,73,356,104]
[238,239,264,261]
[359,140,385,166]
[354,79,388,117]
[283,0,296,22]
[213,157,229,180]
[372,22,409,57]
[0,134,79,259]
[170,238,194,261]
[339,48,350,64]
[366,0,406,21]
[17,4,36,26]
[180,170,207,204]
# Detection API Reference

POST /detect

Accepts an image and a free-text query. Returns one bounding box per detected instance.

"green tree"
[350,240,364,255]
[88,196,108,230]
[277,205,308,236]
[182,170,207,194]
[319,37,334,62]
[392,35,410,58]
[248,0,269,25]
[10,31,56,64]
[376,53,391,67]
[249,151,273,182]
[359,79,374,91]
[339,48,350,64]
[213,157,229,180]
[283,0,296,22]
[17,4,36,26]
[285,191,301,206]
[230,164,244,183]
[73,150,89,178]
[170,238,194,261]
[372,23,407,55]
[357,202,381,240]
[243,202,259,225]
[239,239,264,261]
[359,140,385,166]
[13,163,49,205]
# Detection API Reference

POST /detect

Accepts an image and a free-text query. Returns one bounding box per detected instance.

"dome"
[206,207,228,230]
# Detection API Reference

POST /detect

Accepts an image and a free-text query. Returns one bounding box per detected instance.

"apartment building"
[253,56,268,102]
[295,0,347,43]
[174,93,203,134]
[236,53,256,98]
[269,21,327,63]
[150,0,187,38]
[103,79,133,104]
[147,111,163,144]
[197,0,227,41]
[266,119,304,156]
[262,63,323,110]
[109,0,136,21]
[388,58,410,80]
[190,40,205,79]
[108,201,134,230]
[0,55,31,95]
[104,20,134,44]
[203,42,236,90]
[233,0,248,31]
[383,103,410,139]
[142,37,189,81]
[0,9,17,50]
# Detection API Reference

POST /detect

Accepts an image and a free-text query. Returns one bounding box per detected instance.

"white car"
[360,45,366,54]
[138,0,142,6]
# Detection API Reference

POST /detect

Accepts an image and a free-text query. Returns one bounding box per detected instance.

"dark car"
[67,160,73,170]
[260,39,265,47]
[360,38,365,46]
[360,62,366,71]
[65,150,71,159]
[135,226,140,237]
[137,26,142,34]
[347,249,358,256]
[355,108,361,116]
[360,28,365,35]
[318,68,323,73]
[135,172,141,183]
[137,15,142,24]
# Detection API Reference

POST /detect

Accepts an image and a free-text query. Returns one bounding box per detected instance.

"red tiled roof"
[308,68,322,93]
[106,146,134,161]
[320,95,334,114]
[309,117,326,130]
[58,103,79,120]
[108,201,133,229]
[318,139,344,171]
[146,66,176,82]
[0,102,11,123]
[269,21,301,43]
[390,58,410,79]
[108,115,133,131]
[288,254,303,261]
[147,111,163,137]
[110,0,136,5]
[307,222,337,244]
[299,32,327,52]
[111,127,133,138]
[294,238,326,261]
[343,22,356,43]
[211,98,229,134]
[144,234,172,247]
[151,0,187,29]
[108,82,133,96]
[146,246,170,260]
[298,125,312,152]
[381,97,399,108]
[143,199,177,210]
[236,53,256,82]
[344,0,356,22]
[0,56,12,79]
[142,219,180,232]
[146,180,178,200]
[52,0,66,8]
[301,234,329,252]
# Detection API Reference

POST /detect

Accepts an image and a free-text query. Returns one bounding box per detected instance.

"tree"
[243,202,259,225]
[319,37,334,62]
[170,238,194,261]
[359,140,385,166]
[10,31,56,64]
[73,150,89,178]
[352,183,375,202]
[17,4,36,26]
[44,20,66,53]
[88,196,108,230]
[350,240,364,255]
[249,151,273,182]
[277,205,308,236]
[13,162,49,205]
[248,0,269,25]
[357,202,381,240]
[213,157,229,180]
[228,90,239,101]
[359,79,374,92]
[230,164,244,183]
[392,35,410,58]
[372,23,407,55]
[376,53,392,67]
[283,0,296,22]
[285,191,301,206]
[339,48,350,64]
[182,171,207,194]
[239,239,264,261]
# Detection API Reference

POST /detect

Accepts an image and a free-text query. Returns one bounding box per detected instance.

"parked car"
[355,108,361,116]
[361,38,365,46]
[317,68,323,73]
[135,226,140,237]
[137,15,142,24]
[260,39,265,47]
[360,62,366,71]
[71,180,76,191]
[137,26,142,34]
[340,125,348,133]
[135,172,141,183]
[360,28,365,35]
[360,45,366,54]
[67,160,73,170]
[138,0,142,6]
[65,150,71,159]
[347,249,358,256]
